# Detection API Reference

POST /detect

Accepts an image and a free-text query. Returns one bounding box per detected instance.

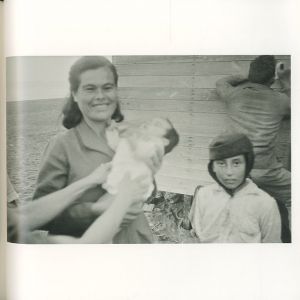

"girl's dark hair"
[248,55,276,85]
[62,56,124,129]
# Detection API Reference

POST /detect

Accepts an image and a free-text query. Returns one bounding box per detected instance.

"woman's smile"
[91,102,111,109]
[74,67,118,123]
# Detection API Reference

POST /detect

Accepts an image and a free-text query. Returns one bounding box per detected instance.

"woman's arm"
[48,174,149,244]
[18,163,111,232]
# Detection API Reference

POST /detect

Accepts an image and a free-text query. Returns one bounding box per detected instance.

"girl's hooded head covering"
[207,133,255,195]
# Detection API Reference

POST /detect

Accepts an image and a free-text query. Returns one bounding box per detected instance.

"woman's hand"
[85,163,111,187]
[91,173,149,216]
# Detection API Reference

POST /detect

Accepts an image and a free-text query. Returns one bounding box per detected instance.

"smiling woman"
[62,56,123,129]
[31,56,154,243]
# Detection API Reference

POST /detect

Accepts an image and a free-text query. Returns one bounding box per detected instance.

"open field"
[7,99,65,201]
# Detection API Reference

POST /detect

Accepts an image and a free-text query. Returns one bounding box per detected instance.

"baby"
[103,117,179,199]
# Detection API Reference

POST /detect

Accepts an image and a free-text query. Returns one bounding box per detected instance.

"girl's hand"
[85,163,111,186]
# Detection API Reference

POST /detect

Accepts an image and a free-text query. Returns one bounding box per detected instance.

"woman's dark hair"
[62,56,124,129]
[248,55,276,85]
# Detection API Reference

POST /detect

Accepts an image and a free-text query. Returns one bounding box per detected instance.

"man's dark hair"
[248,55,276,84]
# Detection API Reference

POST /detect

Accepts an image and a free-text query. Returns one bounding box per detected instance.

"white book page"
[0,2,7,299]
[2,0,300,299]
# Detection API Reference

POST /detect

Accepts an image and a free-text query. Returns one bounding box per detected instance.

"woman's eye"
[104,85,113,91]
[84,87,95,92]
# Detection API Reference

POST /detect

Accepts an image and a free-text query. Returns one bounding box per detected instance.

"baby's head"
[140,118,179,154]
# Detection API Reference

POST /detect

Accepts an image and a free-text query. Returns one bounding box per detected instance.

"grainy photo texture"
[6,55,291,244]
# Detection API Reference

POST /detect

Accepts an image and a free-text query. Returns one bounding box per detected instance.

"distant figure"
[216,55,291,242]
[188,133,281,243]
[104,117,179,199]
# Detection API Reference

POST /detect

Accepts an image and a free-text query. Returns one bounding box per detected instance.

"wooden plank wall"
[113,56,291,195]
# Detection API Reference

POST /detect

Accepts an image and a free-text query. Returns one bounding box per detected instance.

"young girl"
[188,133,281,243]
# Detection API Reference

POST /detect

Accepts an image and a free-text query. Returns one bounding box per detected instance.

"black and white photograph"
[2,1,300,299]
[6,55,291,244]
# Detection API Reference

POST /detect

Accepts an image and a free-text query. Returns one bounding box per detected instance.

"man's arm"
[216,75,248,100]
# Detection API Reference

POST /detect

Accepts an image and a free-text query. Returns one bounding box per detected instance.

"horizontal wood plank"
[123,110,228,129]
[116,61,249,76]
[158,165,212,182]
[164,145,210,160]
[120,99,226,113]
[117,62,194,76]
[116,60,289,77]
[156,174,211,195]
[118,87,219,101]
[118,75,225,88]
[113,55,290,64]
[114,56,197,64]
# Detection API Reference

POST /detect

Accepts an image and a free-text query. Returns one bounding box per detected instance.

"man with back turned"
[215,55,291,242]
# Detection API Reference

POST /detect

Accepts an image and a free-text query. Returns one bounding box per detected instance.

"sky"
[6,56,111,101]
